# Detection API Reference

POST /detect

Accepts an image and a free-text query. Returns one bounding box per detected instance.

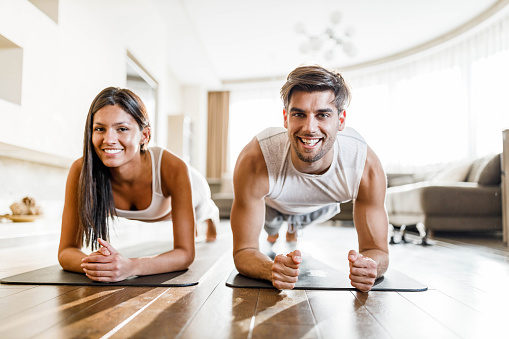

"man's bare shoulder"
[233,137,269,198]
[357,146,387,201]
[235,137,266,172]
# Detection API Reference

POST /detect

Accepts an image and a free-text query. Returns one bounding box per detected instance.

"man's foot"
[267,233,279,243]
[286,230,298,242]
[205,219,217,242]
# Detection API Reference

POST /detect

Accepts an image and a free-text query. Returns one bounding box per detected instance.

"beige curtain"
[207,91,230,179]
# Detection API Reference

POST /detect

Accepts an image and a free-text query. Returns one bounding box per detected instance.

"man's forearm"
[233,248,274,282]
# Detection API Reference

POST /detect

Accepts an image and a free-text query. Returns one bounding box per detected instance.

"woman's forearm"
[131,247,195,276]
[58,247,87,273]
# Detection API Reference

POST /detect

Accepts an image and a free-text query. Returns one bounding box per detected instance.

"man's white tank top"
[256,127,368,215]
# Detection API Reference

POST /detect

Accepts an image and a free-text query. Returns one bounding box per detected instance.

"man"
[231,65,389,292]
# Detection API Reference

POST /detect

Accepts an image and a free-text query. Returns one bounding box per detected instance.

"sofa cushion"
[430,161,472,183]
[477,154,501,185]
[466,157,487,182]
[466,153,501,185]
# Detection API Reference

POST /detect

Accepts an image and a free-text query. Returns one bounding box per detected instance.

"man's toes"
[286,231,297,242]
[267,233,279,243]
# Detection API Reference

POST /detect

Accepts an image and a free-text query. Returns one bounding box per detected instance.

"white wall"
[0,157,67,216]
[0,0,218,206]
[0,0,217,159]
[182,85,208,174]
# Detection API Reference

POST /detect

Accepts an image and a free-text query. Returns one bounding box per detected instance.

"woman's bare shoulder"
[160,149,187,173]
[159,149,191,196]
[67,157,84,179]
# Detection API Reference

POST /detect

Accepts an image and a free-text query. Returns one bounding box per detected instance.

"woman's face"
[91,104,149,168]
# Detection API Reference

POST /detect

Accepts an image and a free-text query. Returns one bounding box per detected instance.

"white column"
[502,130,509,244]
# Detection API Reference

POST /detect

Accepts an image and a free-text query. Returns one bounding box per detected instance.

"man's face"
[284,90,345,173]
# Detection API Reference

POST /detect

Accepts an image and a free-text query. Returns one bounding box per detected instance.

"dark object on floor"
[226,254,427,292]
[390,224,435,246]
[1,239,229,287]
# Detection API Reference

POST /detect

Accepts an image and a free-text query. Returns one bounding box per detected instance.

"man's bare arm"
[350,145,389,291]
[231,137,273,280]
[231,137,301,289]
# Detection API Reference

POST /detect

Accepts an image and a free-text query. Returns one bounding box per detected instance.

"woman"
[58,87,219,282]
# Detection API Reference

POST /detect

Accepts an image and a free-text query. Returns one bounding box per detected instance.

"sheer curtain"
[227,5,509,173]
[345,5,509,171]
[471,49,509,156]
[207,91,230,179]
[228,84,283,172]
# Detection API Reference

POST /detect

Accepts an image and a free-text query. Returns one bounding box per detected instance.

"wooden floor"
[1,221,509,339]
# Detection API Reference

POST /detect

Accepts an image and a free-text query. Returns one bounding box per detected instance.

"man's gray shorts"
[264,203,341,235]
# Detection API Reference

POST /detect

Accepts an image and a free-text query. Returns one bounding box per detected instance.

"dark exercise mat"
[226,254,427,292]
[1,237,230,287]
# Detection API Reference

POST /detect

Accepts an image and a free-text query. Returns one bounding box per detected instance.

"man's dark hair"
[280,65,352,112]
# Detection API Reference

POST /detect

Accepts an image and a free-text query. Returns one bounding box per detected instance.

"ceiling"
[157,0,503,85]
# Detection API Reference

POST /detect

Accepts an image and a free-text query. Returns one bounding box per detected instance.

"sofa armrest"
[421,183,501,215]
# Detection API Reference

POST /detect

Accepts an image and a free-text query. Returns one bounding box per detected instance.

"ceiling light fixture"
[295,11,357,61]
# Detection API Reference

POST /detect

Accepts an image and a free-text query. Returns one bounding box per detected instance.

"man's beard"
[290,136,334,163]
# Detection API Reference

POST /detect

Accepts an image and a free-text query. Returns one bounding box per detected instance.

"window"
[126,52,158,143]
[349,67,469,171]
[0,34,23,105]
[228,85,282,171]
[227,9,509,173]
[471,50,509,156]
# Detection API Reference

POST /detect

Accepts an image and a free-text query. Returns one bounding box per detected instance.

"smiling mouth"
[103,149,122,154]
[298,137,322,147]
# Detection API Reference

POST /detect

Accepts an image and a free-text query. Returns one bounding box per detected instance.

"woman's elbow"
[57,250,71,270]
[180,247,195,269]
[57,247,81,272]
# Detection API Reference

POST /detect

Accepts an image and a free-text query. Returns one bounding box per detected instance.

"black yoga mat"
[226,254,427,292]
[1,238,230,287]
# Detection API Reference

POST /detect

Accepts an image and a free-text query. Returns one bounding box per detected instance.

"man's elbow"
[233,252,243,271]
[377,255,389,278]
[233,250,254,278]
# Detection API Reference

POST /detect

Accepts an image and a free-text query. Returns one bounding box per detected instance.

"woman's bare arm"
[58,159,88,273]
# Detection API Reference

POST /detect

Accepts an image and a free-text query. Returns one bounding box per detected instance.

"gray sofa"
[385,153,502,234]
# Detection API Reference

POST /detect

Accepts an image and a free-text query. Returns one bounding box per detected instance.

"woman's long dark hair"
[78,87,150,250]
